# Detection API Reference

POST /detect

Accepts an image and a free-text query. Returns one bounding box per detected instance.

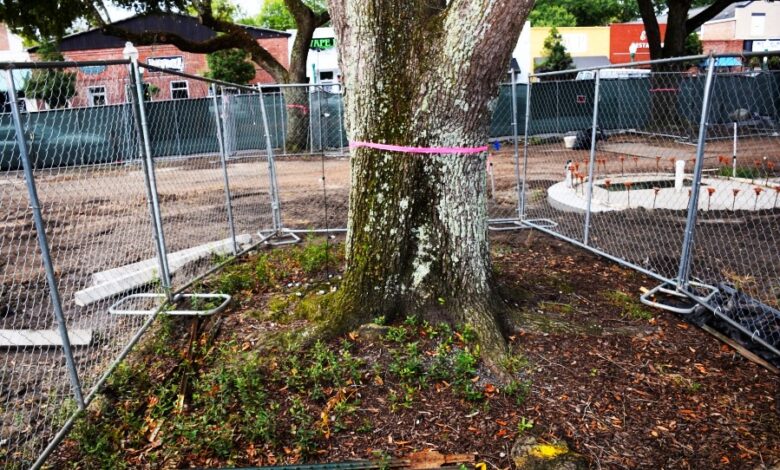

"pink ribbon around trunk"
[349,141,488,155]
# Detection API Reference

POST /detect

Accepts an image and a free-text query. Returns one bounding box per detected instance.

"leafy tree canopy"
[205,48,256,84]
[529,4,577,27]
[240,0,327,31]
[0,0,186,42]
[23,40,76,108]
[528,0,717,28]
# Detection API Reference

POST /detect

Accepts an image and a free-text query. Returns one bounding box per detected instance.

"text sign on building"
[610,24,668,64]
[147,56,184,72]
[751,39,780,52]
[310,38,335,50]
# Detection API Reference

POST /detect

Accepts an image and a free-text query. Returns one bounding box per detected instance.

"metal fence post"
[583,71,602,246]
[4,70,86,410]
[510,69,524,220]
[677,55,717,290]
[555,80,561,134]
[281,91,288,156]
[308,86,315,154]
[258,89,284,232]
[211,85,238,255]
[130,59,172,296]
[317,86,325,152]
[337,83,345,154]
[519,80,533,220]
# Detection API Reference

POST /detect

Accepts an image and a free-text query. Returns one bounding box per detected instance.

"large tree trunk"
[328,0,532,356]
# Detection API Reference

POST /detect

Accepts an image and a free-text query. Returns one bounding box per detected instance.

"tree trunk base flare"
[324,0,533,367]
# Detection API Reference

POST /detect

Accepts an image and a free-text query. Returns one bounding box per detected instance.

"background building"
[529,26,612,73]
[286,27,340,87]
[701,0,780,54]
[609,22,668,64]
[30,14,289,107]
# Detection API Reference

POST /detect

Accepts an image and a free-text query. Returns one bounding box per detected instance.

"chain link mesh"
[1,63,159,468]
[523,56,780,359]
[2,54,779,468]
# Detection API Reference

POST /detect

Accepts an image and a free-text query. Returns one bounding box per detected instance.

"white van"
[575,68,651,80]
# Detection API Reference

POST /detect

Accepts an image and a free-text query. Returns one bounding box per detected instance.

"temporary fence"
[0,53,779,469]
[521,53,780,364]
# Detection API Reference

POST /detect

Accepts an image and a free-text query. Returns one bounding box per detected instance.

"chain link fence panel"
[1,62,162,469]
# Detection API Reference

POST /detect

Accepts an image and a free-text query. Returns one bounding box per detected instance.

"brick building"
[32,14,289,107]
[701,1,780,55]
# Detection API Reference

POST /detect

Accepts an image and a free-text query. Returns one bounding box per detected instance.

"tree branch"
[637,0,663,60]
[284,0,330,83]
[88,2,290,83]
[686,0,742,34]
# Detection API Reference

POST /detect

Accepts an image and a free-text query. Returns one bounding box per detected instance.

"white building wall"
[288,23,533,85]
[513,21,532,84]
[286,27,340,86]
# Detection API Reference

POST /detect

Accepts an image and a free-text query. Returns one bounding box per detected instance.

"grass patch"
[604,290,654,320]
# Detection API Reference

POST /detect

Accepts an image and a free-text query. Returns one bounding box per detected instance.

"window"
[320,71,334,81]
[88,86,107,107]
[170,81,189,100]
[751,13,766,36]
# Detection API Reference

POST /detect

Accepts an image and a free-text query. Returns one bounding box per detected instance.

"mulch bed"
[50,231,779,469]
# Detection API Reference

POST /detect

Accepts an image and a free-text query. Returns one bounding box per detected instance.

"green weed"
[604,290,654,320]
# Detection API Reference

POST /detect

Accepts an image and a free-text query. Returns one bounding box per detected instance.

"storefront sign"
[610,24,667,64]
[750,39,780,52]
[147,56,184,72]
[80,65,107,75]
[310,38,335,50]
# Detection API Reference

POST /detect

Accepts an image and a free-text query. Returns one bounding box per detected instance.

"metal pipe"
[337,83,345,154]
[211,85,238,255]
[532,54,710,78]
[126,64,170,302]
[308,86,315,154]
[30,402,82,470]
[523,219,676,286]
[172,232,275,297]
[4,70,85,410]
[0,59,130,69]
[257,90,284,232]
[583,72,602,246]
[271,92,280,149]
[732,122,738,178]
[317,87,324,151]
[509,70,523,220]
[281,91,288,156]
[677,55,717,290]
[131,58,172,295]
[140,62,258,93]
[555,81,560,134]
[519,81,533,220]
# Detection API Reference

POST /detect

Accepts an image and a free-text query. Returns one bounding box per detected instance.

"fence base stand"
[258,229,302,246]
[108,293,231,317]
[640,281,719,315]
[488,218,559,232]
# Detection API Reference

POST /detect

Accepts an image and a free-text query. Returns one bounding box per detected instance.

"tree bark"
[328,0,532,357]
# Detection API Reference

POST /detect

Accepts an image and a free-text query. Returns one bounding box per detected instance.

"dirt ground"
[44,230,780,470]
[1,134,778,468]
